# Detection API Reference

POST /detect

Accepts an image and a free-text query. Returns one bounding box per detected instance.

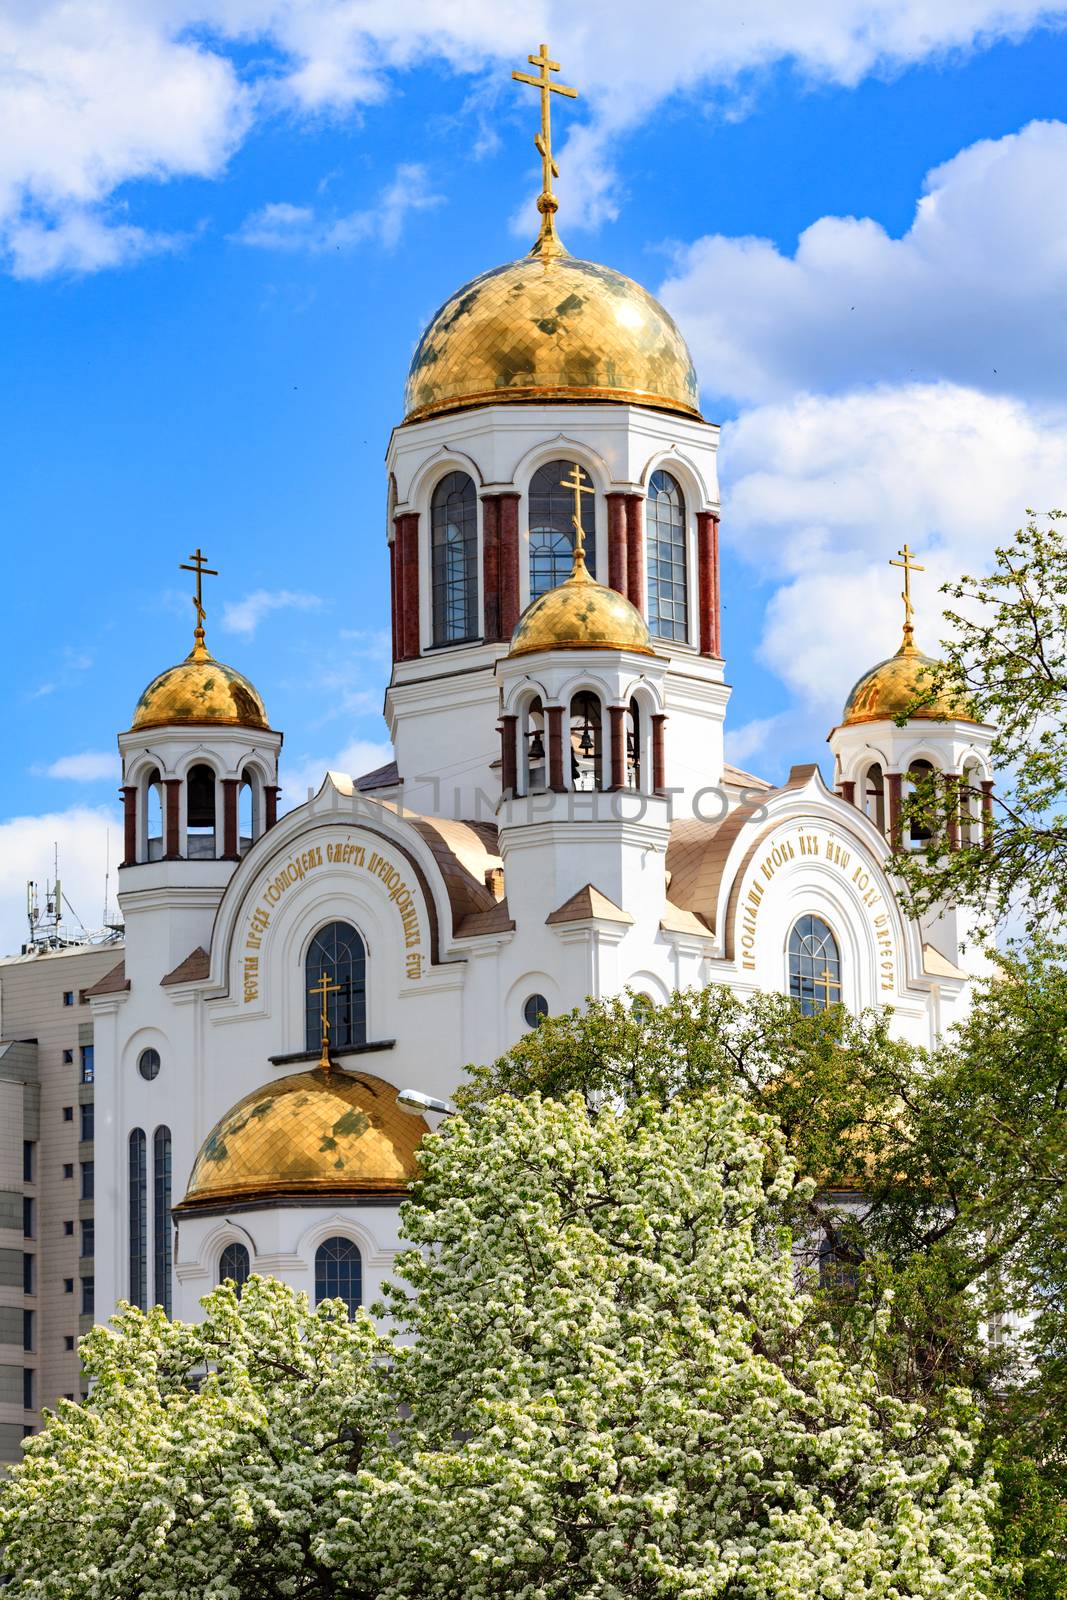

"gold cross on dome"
[814,966,841,1008]
[889,542,925,650]
[179,547,218,657]
[561,462,594,569]
[512,42,577,254]
[309,967,341,1072]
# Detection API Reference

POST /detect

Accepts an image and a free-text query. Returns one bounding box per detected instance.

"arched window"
[862,762,886,833]
[219,1242,251,1296]
[788,915,841,1015]
[186,763,216,859]
[315,1236,362,1317]
[960,761,981,847]
[146,769,163,862]
[524,696,546,794]
[906,759,936,849]
[305,922,367,1053]
[128,1129,147,1310]
[646,470,688,641]
[153,1126,171,1316]
[570,692,603,791]
[238,778,254,854]
[431,471,478,645]
[626,697,641,790]
[529,460,596,599]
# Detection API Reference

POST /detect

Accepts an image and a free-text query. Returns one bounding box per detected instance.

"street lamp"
[397,1087,457,1117]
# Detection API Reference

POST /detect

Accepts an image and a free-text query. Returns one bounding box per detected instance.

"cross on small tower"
[560,462,595,569]
[814,966,841,1009]
[179,547,218,657]
[309,967,341,1072]
[889,542,925,651]
[512,42,577,252]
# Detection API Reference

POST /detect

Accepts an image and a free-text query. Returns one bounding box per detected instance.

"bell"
[528,728,545,761]
[577,720,595,757]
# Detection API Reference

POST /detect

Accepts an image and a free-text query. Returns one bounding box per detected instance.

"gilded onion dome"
[842,642,976,727]
[509,544,654,658]
[174,1068,429,1213]
[404,239,701,425]
[131,639,270,733]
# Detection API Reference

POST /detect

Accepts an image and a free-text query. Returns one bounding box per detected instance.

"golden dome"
[174,1067,428,1213]
[842,643,976,726]
[404,239,701,424]
[131,641,269,733]
[509,548,654,658]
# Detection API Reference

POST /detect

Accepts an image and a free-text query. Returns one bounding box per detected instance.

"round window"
[523,994,549,1029]
[137,1048,161,1081]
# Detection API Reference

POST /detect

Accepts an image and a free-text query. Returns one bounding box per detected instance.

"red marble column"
[886,772,903,848]
[121,787,137,866]
[222,778,239,859]
[839,780,856,806]
[388,538,398,662]
[547,706,565,793]
[981,780,995,848]
[394,513,420,661]
[499,715,517,797]
[651,713,667,793]
[499,493,521,637]
[625,494,644,615]
[482,495,501,641]
[944,772,961,851]
[164,779,182,860]
[697,511,721,657]
[265,786,279,831]
[608,705,626,790]
[606,493,628,597]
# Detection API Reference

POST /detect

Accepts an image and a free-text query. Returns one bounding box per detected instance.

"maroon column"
[163,779,182,860]
[625,493,644,615]
[393,513,420,661]
[839,780,856,806]
[547,706,565,793]
[651,714,667,793]
[222,778,239,859]
[608,705,626,790]
[499,715,517,797]
[697,511,721,657]
[499,493,521,637]
[121,787,137,866]
[265,786,280,831]
[981,780,995,849]
[606,493,628,597]
[944,772,961,851]
[482,495,501,641]
[886,772,903,848]
[388,538,398,661]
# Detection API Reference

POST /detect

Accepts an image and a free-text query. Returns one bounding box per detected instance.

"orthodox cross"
[309,968,341,1072]
[180,547,218,654]
[560,462,595,568]
[512,42,577,247]
[889,542,925,650]
[814,966,841,1008]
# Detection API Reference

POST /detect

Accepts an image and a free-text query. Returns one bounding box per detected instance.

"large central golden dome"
[404,242,700,424]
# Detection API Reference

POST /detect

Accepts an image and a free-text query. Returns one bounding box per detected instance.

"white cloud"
[236,163,441,253]
[281,738,393,810]
[4,1,1065,274]
[661,119,1067,408]
[721,382,1067,715]
[725,714,792,769]
[41,752,117,782]
[220,588,324,638]
[6,209,180,279]
[0,806,116,958]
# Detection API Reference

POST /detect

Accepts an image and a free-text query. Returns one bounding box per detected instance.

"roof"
[354,760,400,792]
[82,959,130,998]
[546,884,633,926]
[161,947,210,986]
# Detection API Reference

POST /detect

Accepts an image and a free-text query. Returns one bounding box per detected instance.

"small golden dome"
[842,643,976,726]
[131,642,269,733]
[174,1068,428,1213]
[509,550,654,658]
[405,242,700,424]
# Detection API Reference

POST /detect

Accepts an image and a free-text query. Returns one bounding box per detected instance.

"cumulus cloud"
[236,164,441,253]
[41,752,117,782]
[0,806,116,958]
[220,589,324,638]
[4,1,1066,274]
[662,119,1067,409]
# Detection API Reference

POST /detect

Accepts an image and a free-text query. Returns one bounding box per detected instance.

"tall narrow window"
[626,697,641,790]
[906,759,936,849]
[524,696,546,794]
[305,923,367,1053]
[960,761,981,846]
[146,769,163,862]
[788,915,842,1015]
[238,779,254,854]
[570,692,603,791]
[529,460,595,600]
[219,1242,250,1296]
[153,1127,172,1317]
[128,1130,147,1310]
[315,1236,362,1318]
[646,470,688,641]
[862,763,886,833]
[186,764,216,860]
[431,472,478,645]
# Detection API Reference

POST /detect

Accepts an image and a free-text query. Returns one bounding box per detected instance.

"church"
[86,46,995,1327]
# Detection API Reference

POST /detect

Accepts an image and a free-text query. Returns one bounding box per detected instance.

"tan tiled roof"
[161,947,210,987]
[455,900,516,938]
[82,960,129,998]
[546,884,633,926]
[922,942,968,980]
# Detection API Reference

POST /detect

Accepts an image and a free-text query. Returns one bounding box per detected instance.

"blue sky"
[3,2,1067,951]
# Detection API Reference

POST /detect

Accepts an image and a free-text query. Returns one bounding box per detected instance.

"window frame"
[314,1235,363,1319]
[645,468,689,643]
[430,471,480,647]
[304,922,368,1054]
[786,914,843,1016]
[526,458,597,602]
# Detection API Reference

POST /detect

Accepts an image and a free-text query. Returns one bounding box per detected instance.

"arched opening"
[626,697,641,790]
[315,1236,362,1318]
[238,778,254,854]
[128,1128,147,1310]
[646,469,688,641]
[862,762,886,834]
[305,922,367,1053]
[431,471,478,645]
[570,692,603,791]
[146,769,163,862]
[960,761,982,847]
[218,1241,251,1296]
[787,915,842,1015]
[186,763,217,859]
[153,1126,171,1316]
[906,758,937,849]
[523,696,546,794]
[529,459,595,600]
